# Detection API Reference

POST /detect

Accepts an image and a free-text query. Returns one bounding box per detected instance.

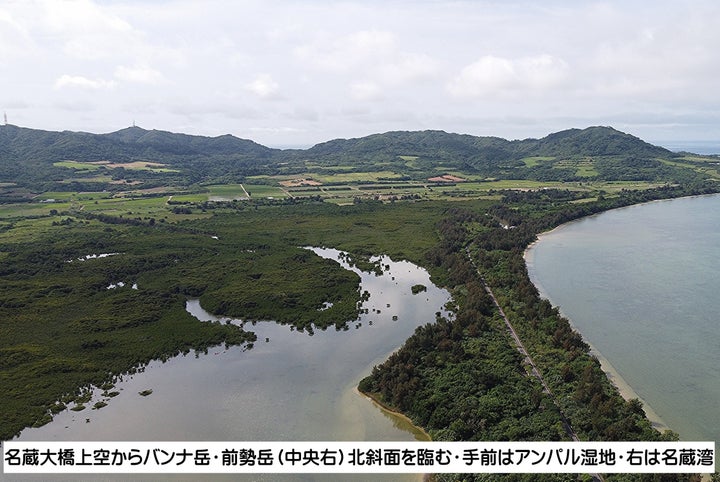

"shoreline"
[356,387,432,442]
[524,228,672,435]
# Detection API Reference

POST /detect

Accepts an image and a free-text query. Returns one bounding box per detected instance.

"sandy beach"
[524,233,672,436]
[356,388,432,441]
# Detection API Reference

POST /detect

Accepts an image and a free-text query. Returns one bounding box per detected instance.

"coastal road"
[481,279,579,442]
[465,248,606,481]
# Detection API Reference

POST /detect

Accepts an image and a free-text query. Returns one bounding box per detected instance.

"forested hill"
[0,125,275,189]
[0,124,696,190]
[304,126,670,161]
[0,125,273,162]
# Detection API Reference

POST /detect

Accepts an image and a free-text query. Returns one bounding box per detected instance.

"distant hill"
[0,125,275,189]
[522,126,671,158]
[0,125,273,163]
[0,124,692,191]
[302,126,670,164]
[294,126,677,182]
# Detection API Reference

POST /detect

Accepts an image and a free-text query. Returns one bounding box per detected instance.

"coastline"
[524,228,671,435]
[356,387,432,442]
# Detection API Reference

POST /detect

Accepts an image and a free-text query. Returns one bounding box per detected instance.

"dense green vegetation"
[0,198,462,440]
[1,124,718,480]
[2,125,718,198]
[359,184,719,481]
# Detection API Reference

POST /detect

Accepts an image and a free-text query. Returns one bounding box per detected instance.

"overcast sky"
[1,0,719,147]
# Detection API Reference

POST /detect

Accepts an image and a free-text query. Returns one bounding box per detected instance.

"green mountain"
[304,126,668,159]
[0,124,694,191]
[0,125,275,189]
[0,125,273,163]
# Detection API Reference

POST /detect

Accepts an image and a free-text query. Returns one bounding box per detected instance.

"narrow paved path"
[482,279,579,442]
[465,248,605,481]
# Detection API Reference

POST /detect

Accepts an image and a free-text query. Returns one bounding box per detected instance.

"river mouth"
[18,248,450,465]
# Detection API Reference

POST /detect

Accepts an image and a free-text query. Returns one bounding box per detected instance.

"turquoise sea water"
[526,194,720,446]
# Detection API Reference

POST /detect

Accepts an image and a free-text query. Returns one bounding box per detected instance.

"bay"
[526,194,720,446]
[15,247,452,481]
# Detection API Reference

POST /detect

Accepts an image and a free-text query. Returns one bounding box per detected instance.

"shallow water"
[15,247,451,480]
[526,194,720,446]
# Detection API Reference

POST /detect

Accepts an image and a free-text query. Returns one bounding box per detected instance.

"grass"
[170,193,208,203]
[110,161,178,173]
[520,156,555,167]
[0,193,217,226]
[208,178,607,204]
[206,184,248,199]
[61,175,116,184]
[658,158,720,180]
[553,158,599,177]
[0,202,72,219]
[588,181,671,192]
[243,184,290,198]
[250,171,407,184]
[308,165,356,172]
[53,160,178,173]
[674,155,720,163]
[35,192,113,201]
[0,177,666,227]
[461,180,567,190]
[53,161,103,171]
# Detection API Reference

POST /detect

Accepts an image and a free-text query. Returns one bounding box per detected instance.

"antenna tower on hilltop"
[3,112,6,126]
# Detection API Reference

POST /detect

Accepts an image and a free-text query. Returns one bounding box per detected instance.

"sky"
[1,0,719,148]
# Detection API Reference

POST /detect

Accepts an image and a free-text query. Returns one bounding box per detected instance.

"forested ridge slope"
[0,124,698,190]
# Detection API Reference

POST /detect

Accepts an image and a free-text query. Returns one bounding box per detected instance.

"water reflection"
[16,248,451,481]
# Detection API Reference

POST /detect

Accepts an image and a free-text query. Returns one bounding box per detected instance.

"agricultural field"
[53,160,178,173]
[0,175,674,223]
[242,184,289,199]
[206,184,249,200]
[53,160,103,171]
[520,156,554,167]
[658,156,720,180]
[552,158,599,177]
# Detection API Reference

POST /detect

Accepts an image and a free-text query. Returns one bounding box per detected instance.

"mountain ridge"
[0,123,670,157]
[0,124,688,190]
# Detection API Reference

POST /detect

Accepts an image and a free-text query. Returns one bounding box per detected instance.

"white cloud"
[0,7,35,61]
[39,0,135,61]
[447,54,569,99]
[295,30,397,73]
[350,81,383,102]
[245,74,281,100]
[114,65,164,85]
[378,53,439,85]
[41,0,132,34]
[288,106,320,122]
[54,74,116,90]
[0,8,29,37]
[2,0,720,144]
[294,29,440,105]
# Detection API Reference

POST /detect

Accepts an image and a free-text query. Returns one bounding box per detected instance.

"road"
[465,249,605,481]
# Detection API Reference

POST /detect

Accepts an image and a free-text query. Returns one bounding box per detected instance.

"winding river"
[16,247,452,481]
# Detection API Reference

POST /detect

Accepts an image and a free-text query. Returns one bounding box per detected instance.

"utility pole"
[3,112,7,126]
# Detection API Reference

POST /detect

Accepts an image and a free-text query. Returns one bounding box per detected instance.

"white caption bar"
[2,441,715,474]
